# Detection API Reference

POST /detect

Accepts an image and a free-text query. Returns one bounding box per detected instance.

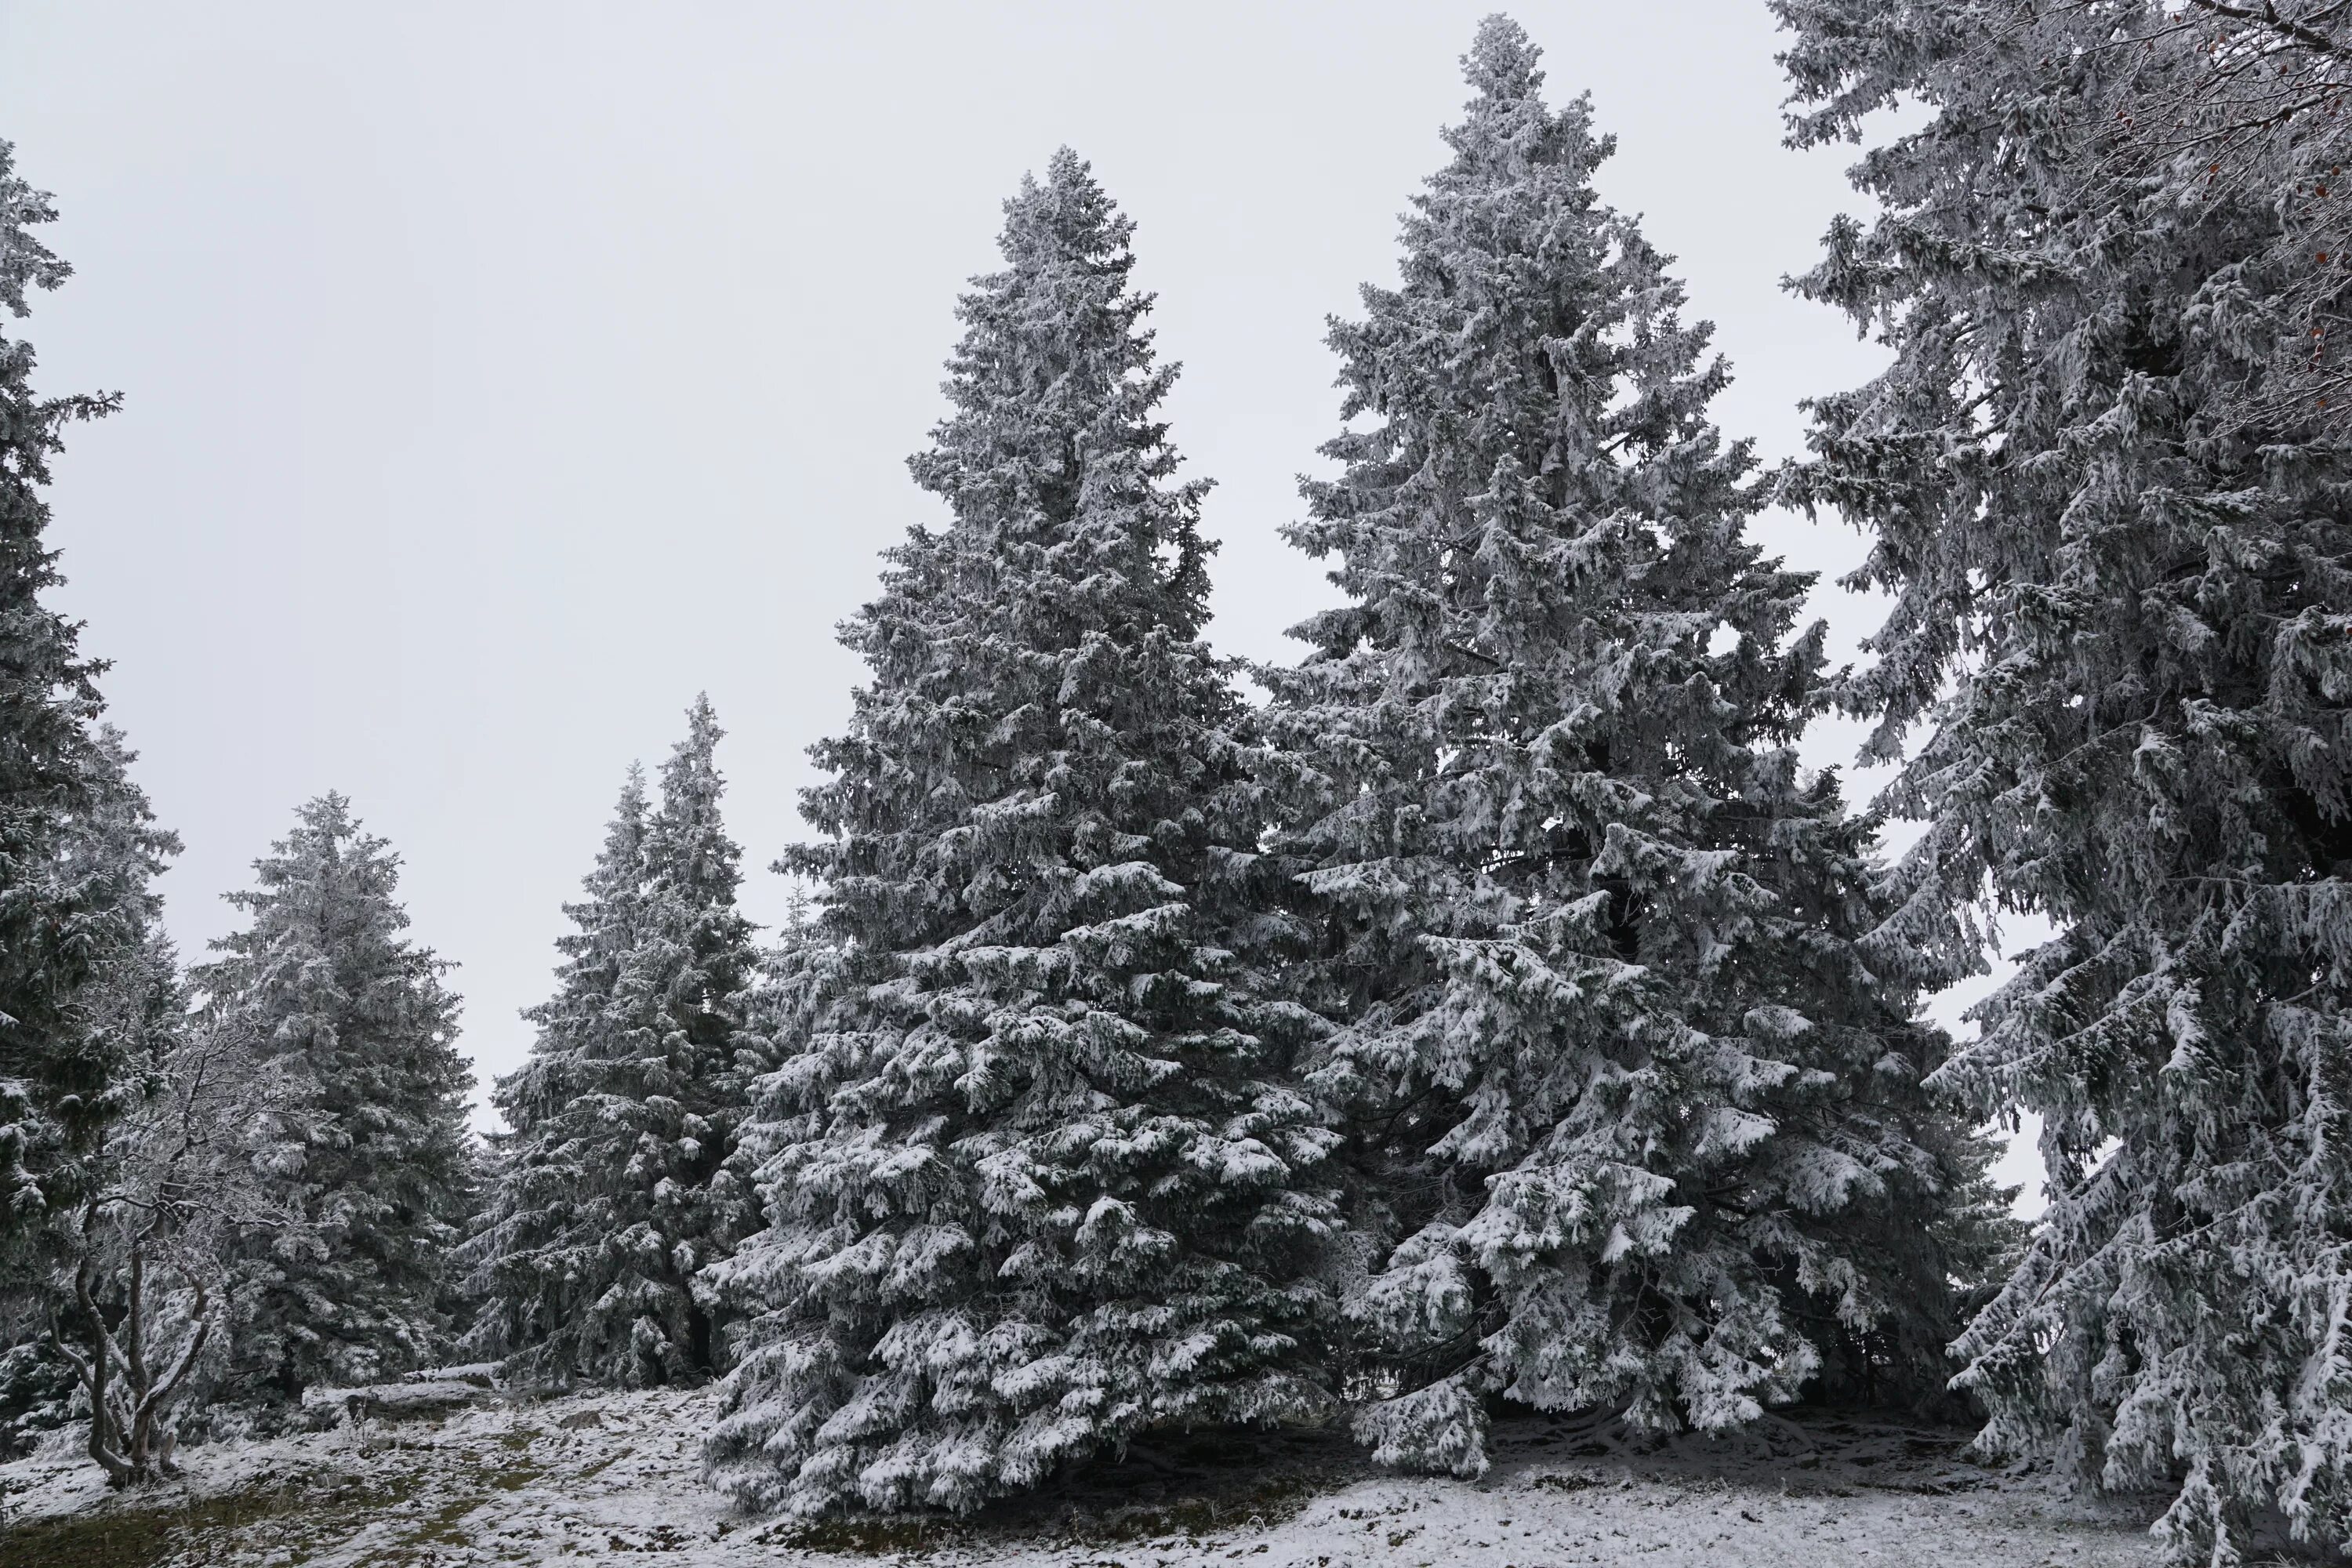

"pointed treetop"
[948,144,1152,389]
[1463,14,1542,101]
[1437,15,1606,186]
[264,791,358,869]
[649,694,746,915]
[1000,147,1134,274]
[586,760,649,897]
[659,695,727,804]
[220,791,416,930]
[289,792,361,868]
[892,147,1209,639]
[683,691,720,748]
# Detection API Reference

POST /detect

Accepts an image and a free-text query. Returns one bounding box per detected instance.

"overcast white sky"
[0,1,2038,1196]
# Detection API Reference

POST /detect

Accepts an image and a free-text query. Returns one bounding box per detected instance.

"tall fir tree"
[470,698,760,1387]
[706,151,1340,1516]
[464,766,651,1377]
[0,140,138,1294]
[1261,17,2015,1478]
[198,795,472,1400]
[628,693,765,1366]
[1775,2,2352,1558]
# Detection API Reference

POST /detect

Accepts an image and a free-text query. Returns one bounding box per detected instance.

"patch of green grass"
[568,1444,632,1484]
[0,1469,428,1568]
[0,1493,285,1568]
[768,1472,1323,1558]
[310,1454,546,1563]
[401,1493,488,1548]
[1071,1474,1318,1544]
[487,1462,545,1493]
[770,1512,953,1555]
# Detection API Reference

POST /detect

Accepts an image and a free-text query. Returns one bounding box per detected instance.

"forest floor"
[0,1384,2173,1568]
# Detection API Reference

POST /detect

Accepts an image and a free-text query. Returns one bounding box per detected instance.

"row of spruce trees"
[7,12,2352,1563]
[695,49,2021,1512]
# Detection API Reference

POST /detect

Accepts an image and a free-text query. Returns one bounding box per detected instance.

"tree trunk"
[55,1232,213,1487]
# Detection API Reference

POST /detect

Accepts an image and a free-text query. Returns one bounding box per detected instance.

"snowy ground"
[0,1387,2169,1567]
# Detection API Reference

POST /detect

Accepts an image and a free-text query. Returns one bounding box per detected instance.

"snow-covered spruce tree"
[1261,17,2015,1478]
[198,795,472,1401]
[0,141,136,1294]
[446,1126,506,1353]
[699,876,839,1399]
[470,699,760,1387]
[1775,2,2352,1558]
[464,765,650,1376]
[706,151,1339,1515]
[630,695,765,1327]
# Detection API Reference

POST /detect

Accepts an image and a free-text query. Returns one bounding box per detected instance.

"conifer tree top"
[648,695,743,908]
[899,147,1211,635]
[216,793,405,924]
[1446,16,1602,165]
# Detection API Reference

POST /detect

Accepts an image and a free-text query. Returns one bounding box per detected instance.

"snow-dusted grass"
[0,1390,2165,1567]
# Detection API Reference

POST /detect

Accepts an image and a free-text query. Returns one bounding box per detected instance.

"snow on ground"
[0,1388,2167,1567]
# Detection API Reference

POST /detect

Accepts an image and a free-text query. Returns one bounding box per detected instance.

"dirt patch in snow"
[771,1425,1359,1557]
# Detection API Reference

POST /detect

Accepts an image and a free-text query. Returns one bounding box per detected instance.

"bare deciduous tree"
[49,1019,314,1486]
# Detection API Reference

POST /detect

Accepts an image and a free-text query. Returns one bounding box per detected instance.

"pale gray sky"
[2,2,2029,1190]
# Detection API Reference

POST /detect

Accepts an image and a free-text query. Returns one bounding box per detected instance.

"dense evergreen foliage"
[0,141,137,1296]
[198,796,472,1402]
[1261,18,2014,1478]
[1774,1,2352,1558]
[706,151,1341,1515]
[470,698,760,1387]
